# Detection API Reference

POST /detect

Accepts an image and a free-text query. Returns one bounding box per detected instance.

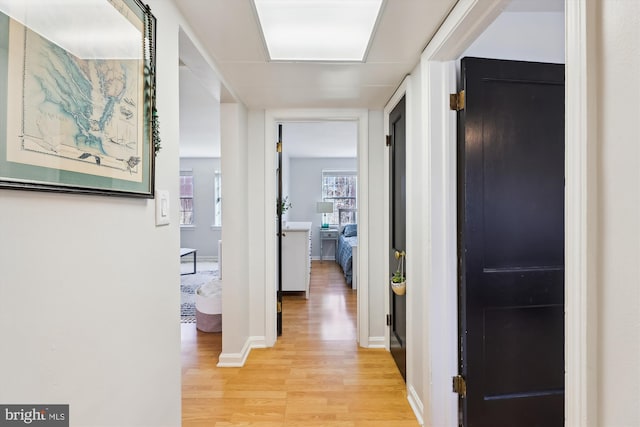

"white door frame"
[415,0,597,426]
[263,109,370,347]
[382,76,411,353]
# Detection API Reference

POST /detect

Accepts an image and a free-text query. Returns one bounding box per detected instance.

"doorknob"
[395,250,406,259]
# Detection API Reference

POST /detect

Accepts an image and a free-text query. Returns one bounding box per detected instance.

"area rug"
[181,268,219,323]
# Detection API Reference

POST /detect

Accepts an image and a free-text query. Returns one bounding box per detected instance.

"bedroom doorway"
[264,109,371,347]
[277,120,359,338]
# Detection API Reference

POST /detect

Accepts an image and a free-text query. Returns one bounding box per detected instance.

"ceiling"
[174,0,459,110]
[175,0,457,158]
[282,121,359,158]
[174,0,564,158]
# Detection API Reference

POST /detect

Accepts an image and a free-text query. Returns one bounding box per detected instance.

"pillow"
[342,223,357,237]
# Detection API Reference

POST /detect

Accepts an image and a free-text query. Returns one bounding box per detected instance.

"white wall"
[0,1,183,425]
[248,109,267,344]
[366,110,386,341]
[597,1,640,425]
[178,65,221,158]
[406,61,426,417]
[180,157,222,260]
[463,11,565,63]
[289,157,357,259]
[422,59,459,427]
[219,102,252,363]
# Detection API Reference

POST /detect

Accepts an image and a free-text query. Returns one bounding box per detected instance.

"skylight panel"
[253,0,384,62]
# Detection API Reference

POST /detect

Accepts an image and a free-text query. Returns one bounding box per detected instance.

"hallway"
[181,260,420,426]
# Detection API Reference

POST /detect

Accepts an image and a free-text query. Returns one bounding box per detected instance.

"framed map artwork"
[0,0,157,197]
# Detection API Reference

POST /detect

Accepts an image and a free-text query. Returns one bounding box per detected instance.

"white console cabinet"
[282,221,312,299]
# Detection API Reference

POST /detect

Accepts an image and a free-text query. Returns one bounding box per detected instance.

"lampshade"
[316,201,334,214]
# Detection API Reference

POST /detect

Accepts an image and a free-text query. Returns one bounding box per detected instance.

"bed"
[336,209,357,286]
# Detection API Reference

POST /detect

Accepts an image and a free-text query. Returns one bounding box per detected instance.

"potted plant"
[278,196,292,227]
[391,251,406,295]
[279,196,292,215]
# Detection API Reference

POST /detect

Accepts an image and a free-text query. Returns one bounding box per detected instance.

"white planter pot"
[391,280,406,296]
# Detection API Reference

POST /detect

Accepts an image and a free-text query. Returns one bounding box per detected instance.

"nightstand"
[319,227,339,262]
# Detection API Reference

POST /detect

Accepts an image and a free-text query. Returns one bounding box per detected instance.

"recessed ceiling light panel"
[253,0,384,62]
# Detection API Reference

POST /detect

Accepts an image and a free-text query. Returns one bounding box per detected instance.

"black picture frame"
[0,0,157,198]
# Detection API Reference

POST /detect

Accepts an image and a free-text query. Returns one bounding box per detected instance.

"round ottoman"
[195,279,222,332]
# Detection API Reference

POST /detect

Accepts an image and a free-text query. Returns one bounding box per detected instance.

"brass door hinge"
[452,375,467,397]
[386,135,391,147]
[277,301,282,313]
[450,90,465,111]
[386,314,391,326]
[276,142,282,153]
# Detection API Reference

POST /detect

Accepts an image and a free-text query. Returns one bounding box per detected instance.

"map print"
[13,23,143,182]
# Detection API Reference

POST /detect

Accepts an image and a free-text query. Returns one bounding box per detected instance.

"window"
[180,171,194,225]
[213,171,222,227]
[322,170,357,225]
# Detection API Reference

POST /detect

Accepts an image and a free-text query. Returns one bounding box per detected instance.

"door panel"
[483,305,564,398]
[480,79,564,270]
[457,57,565,427]
[389,96,406,380]
[277,124,283,336]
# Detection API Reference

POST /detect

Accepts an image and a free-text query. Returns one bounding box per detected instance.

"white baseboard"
[248,335,267,349]
[216,336,265,367]
[366,336,386,348]
[407,383,425,426]
[310,256,336,261]
[180,255,218,264]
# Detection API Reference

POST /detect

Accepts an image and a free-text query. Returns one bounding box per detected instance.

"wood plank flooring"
[181,260,420,427]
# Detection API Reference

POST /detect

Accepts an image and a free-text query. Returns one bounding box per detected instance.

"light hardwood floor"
[181,260,420,427]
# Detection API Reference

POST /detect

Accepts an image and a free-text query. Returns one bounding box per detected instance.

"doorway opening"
[415,0,592,425]
[178,28,233,338]
[264,109,372,348]
[277,121,359,338]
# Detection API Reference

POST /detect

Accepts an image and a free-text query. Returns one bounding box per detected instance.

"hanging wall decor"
[0,0,157,197]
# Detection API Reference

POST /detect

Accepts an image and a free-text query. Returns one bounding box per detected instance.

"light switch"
[155,190,170,226]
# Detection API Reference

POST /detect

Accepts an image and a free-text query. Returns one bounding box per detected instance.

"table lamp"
[316,201,334,228]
